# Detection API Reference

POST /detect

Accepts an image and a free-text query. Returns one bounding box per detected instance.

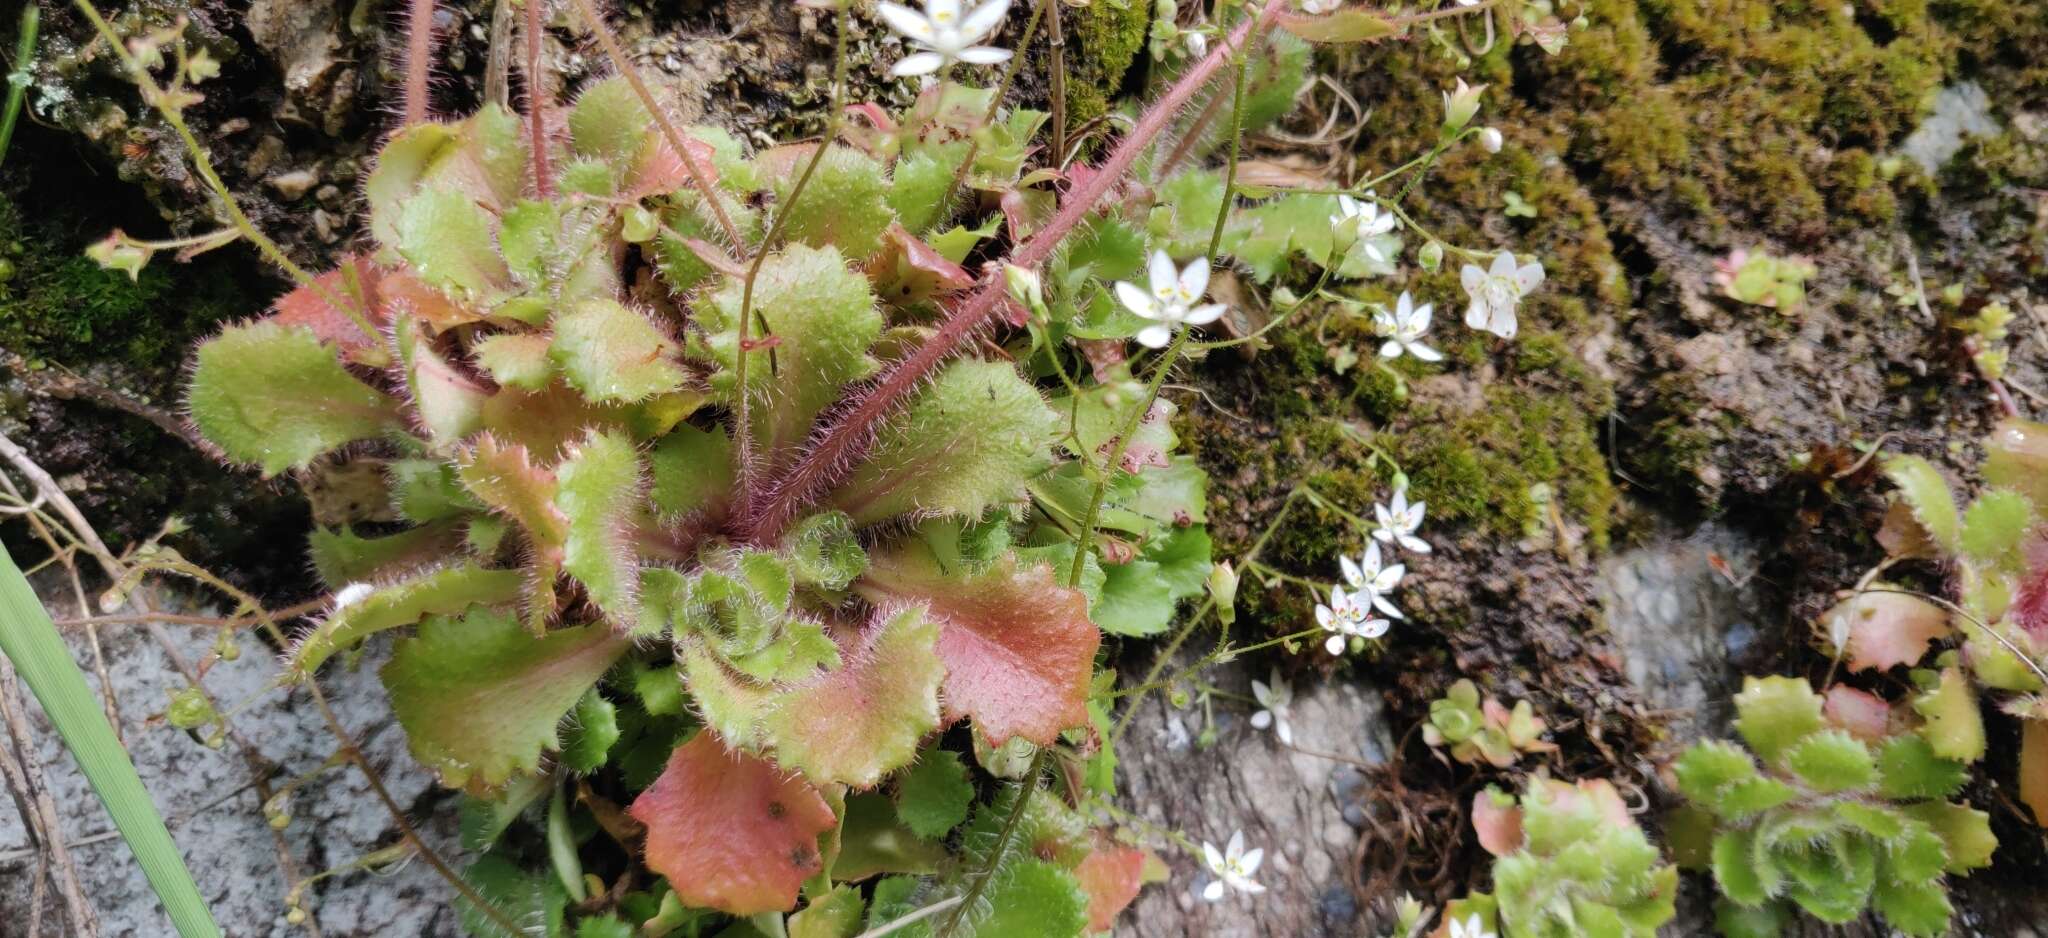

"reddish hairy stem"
[524,0,554,197]
[403,0,437,126]
[736,0,1286,543]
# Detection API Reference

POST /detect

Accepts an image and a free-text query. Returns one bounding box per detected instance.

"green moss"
[0,195,252,369]
[1393,382,1617,550]
[1060,0,1151,129]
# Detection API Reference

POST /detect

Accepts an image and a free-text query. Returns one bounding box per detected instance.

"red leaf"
[1073,843,1148,932]
[1825,590,1950,673]
[1822,685,1893,742]
[860,550,1100,746]
[269,256,388,362]
[629,731,838,915]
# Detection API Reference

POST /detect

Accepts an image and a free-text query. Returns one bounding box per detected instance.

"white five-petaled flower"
[1373,291,1440,362]
[1331,192,1397,264]
[1115,249,1226,349]
[1249,668,1295,746]
[1449,913,1496,938]
[1460,249,1544,339]
[1200,831,1266,901]
[1340,542,1406,619]
[1315,584,1388,655]
[1373,486,1431,554]
[877,0,1013,78]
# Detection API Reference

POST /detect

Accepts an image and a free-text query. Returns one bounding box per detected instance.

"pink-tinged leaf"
[866,223,974,309]
[627,132,719,198]
[378,267,481,332]
[397,316,489,448]
[1472,788,1524,857]
[859,548,1100,746]
[477,381,636,464]
[1825,590,1950,672]
[754,605,944,788]
[1277,9,1399,43]
[1072,843,1148,932]
[1530,777,1633,829]
[268,256,388,363]
[630,731,837,915]
[458,434,570,627]
[2021,719,2048,828]
[458,435,569,556]
[1823,685,1894,742]
[1875,500,1938,561]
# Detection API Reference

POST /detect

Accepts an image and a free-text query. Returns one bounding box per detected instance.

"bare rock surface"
[1115,652,1395,938]
[0,589,458,938]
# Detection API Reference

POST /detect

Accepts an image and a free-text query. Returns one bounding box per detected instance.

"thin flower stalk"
[566,0,742,249]
[71,0,377,351]
[730,1,855,506]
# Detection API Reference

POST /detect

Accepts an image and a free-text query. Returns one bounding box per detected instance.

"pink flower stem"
[402,0,438,126]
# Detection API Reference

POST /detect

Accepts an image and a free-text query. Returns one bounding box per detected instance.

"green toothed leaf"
[397,187,509,303]
[287,562,526,677]
[1733,675,1827,770]
[1882,455,1962,556]
[550,298,687,404]
[1901,802,1996,873]
[830,359,1058,524]
[382,606,629,791]
[1912,666,1985,763]
[189,321,399,476]
[783,511,869,591]
[1875,735,1970,800]
[1783,730,1878,793]
[555,429,644,629]
[648,424,735,521]
[895,747,975,839]
[560,690,621,773]
[1960,488,2035,571]
[695,243,882,461]
[773,145,895,259]
[474,333,555,391]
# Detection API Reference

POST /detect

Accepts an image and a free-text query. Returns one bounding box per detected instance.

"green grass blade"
[0,3,37,167]
[0,542,222,937]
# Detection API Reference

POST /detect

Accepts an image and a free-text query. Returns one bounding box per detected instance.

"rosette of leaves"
[1669,676,1996,937]
[1421,678,1556,768]
[183,72,1209,935]
[1451,777,1679,938]
[1854,427,2048,826]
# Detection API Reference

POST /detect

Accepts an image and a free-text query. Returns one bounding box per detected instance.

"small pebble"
[268,168,320,201]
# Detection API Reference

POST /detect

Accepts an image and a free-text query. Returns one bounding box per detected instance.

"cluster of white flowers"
[1307,486,1429,659]
[877,0,1014,77]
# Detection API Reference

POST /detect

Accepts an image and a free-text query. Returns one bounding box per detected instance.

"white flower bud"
[1478,126,1504,154]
